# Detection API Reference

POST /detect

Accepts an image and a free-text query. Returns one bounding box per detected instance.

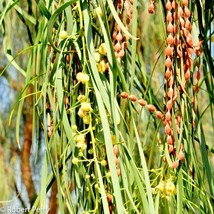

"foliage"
[0,0,213,213]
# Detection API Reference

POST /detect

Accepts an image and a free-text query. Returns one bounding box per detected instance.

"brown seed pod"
[182,0,188,7]
[179,17,185,27]
[117,168,121,176]
[147,104,156,112]
[165,123,171,135]
[171,160,179,168]
[185,19,192,31]
[165,110,171,121]
[168,77,174,87]
[168,144,174,153]
[165,57,172,68]
[166,99,173,110]
[115,157,120,165]
[120,92,129,99]
[165,46,174,57]
[184,6,191,18]
[171,0,178,9]
[129,94,138,102]
[167,22,174,33]
[167,87,174,98]
[166,11,173,22]
[114,41,121,52]
[178,7,183,18]
[138,99,147,106]
[185,69,191,81]
[148,3,155,14]
[155,111,163,119]
[113,145,119,156]
[118,49,125,58]
[167,135,173,144]
[167,34,174,45]
[116,31,123,42]
[178,150,185,161]
[165,69,172,79]
[165,0,172,11]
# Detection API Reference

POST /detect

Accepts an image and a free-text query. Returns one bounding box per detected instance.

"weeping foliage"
[0,0,213,213]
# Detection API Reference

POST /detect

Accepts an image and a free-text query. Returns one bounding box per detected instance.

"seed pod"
[166,0,172,11]
[117,168,121,176]
[178,150,185,161]
[185,19,191,30]
[167,22,174,33]
[166,100,173,110]
[165,69,172,79]
[165,46,173,57]
[165,123,171,135]
[167,87,174,98]
[184,6,191,18]
[174,35,180,46]
[165,110,171,121]
[116,31,123,42]
[114,41,121,52]
[179,17,185,28]
[148,3,155,14]
[168,144,174,153]
[166,11,173,22]
[168,77,174,87]
[167,135,173,144]
[118,49,125,58]
[171,0,178,9]
[113,145,119,156]
[185,69,190,81]
[171,160,179,168]
[138,99,147,106]
[178,7,183,18]
[129,94,138,102]
[165,57,172,68]
[155,111,163,119]
[115,157,120,165]
[167,34,174,45]
[182,0,188,6]
[120,92,129,99]
[147,104,156,112]
[122,42,127,50]
[172,94,178,102]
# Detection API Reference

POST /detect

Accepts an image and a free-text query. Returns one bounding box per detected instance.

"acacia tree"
[0,0,213,213]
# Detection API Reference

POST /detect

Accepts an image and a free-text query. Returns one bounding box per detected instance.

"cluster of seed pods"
[112,0,134,59]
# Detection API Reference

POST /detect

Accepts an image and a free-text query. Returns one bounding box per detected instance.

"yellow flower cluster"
[156,179,176,197]
[95,43,108,73]
[76,72,90,84]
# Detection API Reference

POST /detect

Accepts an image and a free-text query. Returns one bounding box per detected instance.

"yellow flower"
[76,134,85,143]
[71,125,78,131]
[94,52,101,62]
[98,43,107,55]
[77,141,87,150]
[78,108,86,118]
[81,102,91,112]
[97,60,106,73]
[165,180,176,196]
[77,94,86,102]
[100,160,107,166]
[76,72,90,84]
[72,157,79,165]
[59,30,68,40]
[83,115,90,124]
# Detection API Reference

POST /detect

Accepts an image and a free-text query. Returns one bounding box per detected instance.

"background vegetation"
[0,0,213,213]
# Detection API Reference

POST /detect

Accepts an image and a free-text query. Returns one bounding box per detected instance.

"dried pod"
[174,35,180,46]
[182,0,188,7]
[113,145,119,156]
[167,22,174,33]
[165,110,171,121]
[166,100,173,110]
[178,150,185,160]
[118,49,125,58]
[155,111,163,119]
[165,46,174,57]
[165,69,172,79]
[167,34,174,45]
[138,99,147,106]
[185,19,192,30]
[166,11,173,22]
[148,3,155,14]
[185,69,191,81]
[129,94,138,102]
[120,92,129,99]
[165,123,171,135]
[168,77,174,87]
[167,87,174,98]
[171,0,178,9]
[167,135,173,144]
[178,7,183,18]
[171,160,179,168]
[147,104,156,112]
[172,94,178,102]
[122,42,127,50]
[116,31,123,41]
[184,6,191,18]
[179,17,185,27]
[165,57,172,68]
[168,144,174,153]
[114,41,121,52]
[165,0,172,11]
